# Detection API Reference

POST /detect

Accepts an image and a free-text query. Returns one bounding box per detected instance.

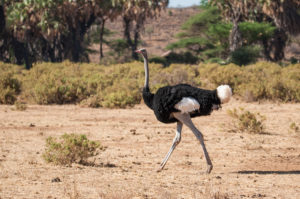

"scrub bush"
[43,133,102,165]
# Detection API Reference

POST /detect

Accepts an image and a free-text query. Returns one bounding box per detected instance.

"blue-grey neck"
[143,54,149,89]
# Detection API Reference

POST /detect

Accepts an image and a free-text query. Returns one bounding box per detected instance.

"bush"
[289,122,299,134]
[0,72,21,104]
[1,61,300,106]
[165,51,199,65]
[23,62,105,105]
[14,101,27,111]
[197,62,300,102]
[227,108,266,134]
[149,56,168,67]
[43,133,103,165]
[231,45,261,66]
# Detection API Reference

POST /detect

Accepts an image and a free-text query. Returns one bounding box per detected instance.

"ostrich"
[135,48,232,174]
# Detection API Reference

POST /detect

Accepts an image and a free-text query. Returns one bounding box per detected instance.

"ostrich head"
[135,48,148,59]
[217,85,232,104]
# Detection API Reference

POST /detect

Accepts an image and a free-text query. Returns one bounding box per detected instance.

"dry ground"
[0,99,300,199]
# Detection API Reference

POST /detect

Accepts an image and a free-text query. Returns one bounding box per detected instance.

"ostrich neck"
[142,54,154,109]
[144,56,149,89]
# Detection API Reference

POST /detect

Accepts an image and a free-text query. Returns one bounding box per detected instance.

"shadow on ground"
[236,170,300,175]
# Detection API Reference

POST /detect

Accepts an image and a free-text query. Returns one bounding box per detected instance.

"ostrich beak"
[135,50,141,53]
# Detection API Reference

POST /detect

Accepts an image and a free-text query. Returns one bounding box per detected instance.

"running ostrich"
[136,48,232,174]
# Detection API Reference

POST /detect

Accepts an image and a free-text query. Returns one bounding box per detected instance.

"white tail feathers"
[217,85,232,104]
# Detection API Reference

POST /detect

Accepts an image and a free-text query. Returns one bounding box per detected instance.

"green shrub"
[239,22,276,44]
[165,51,199,65]
[149,56,168,67]
[231,45,261,66]
[108,39,130,57]
[43,133,102,165]
[227,108,266,134]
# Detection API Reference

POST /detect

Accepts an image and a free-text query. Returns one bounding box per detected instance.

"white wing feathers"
[174,97,200,113]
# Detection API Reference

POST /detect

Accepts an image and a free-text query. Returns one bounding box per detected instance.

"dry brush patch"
[1,61,300,108]
[227,108,266,134]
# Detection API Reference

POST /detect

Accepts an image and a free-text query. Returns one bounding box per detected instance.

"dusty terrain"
[0,99,300,199]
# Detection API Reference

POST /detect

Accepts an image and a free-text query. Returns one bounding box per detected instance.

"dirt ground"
[0,99,300,199]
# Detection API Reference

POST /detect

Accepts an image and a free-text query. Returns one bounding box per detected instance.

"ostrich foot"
[206,164,213,174]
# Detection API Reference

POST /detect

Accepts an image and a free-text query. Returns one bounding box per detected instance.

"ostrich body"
[136,48,232,174]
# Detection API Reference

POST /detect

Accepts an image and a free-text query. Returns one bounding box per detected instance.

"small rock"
[51,177,61,183]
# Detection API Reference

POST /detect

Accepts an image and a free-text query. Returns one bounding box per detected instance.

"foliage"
[209,0,300,61]
[167,6,230,60]
[1,61,300,107]
[149,56,168,67]
[1,0,168,66]
[230,45,261,66]
[239,22,276,45]
[227,108,266,134]
[108,39,130,57]
[118,0,168,59]
[167,5,276,63]
[210,0,300,34]
[165,52,199,65]
[43,133,102,165]
[197,62,300,102]
[0,63,22,104]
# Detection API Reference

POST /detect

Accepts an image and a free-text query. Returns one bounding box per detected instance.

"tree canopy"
[0,0,168,67]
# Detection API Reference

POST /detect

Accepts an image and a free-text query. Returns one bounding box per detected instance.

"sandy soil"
[0,99,300,199]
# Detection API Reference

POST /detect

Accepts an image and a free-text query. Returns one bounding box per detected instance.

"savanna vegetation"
[0,0,299,107]
[166,0,300,65]
[1,0,300,68]
[1,61,299,107]
[43,133,103,165]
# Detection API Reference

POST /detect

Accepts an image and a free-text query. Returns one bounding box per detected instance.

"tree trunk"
[123,15,144,60]
[123,16,133,48]
[262,38,272,61]
[261,29,287,61]
[229,18,242,52]
[271,29,287,61]
[0,5,5,33]
[99,19,105,60]
[132,20,142,60]
[73,26,81,62]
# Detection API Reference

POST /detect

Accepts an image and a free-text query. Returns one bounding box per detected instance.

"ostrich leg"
[173,112,213,174]
[157,121,183,172]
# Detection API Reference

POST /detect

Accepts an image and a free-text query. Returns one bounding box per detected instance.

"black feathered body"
[143,84,221,124]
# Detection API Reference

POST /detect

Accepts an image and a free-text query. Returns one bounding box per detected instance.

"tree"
[167,5,275,64]
[119,0,168,59]
[167,6,231,61]
[3,0,96,66]
[93,0,119,60]
[1,0,121,67]
[209,0,300,61]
